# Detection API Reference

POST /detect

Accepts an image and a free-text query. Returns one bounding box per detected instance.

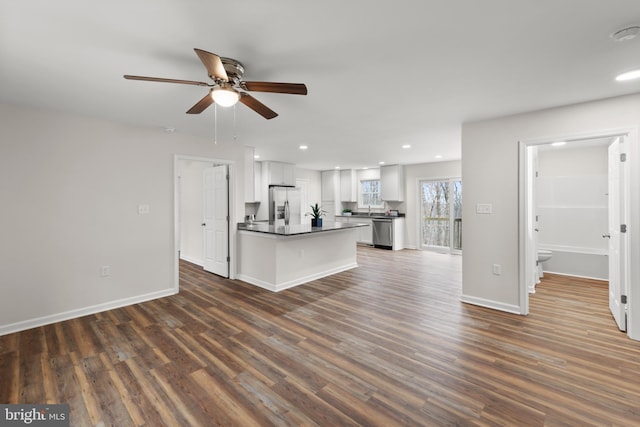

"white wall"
[0,104,245,335]
[461,93,640,340]
[403,160,461,249]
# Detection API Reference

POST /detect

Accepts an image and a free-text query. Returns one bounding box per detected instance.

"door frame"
[174,155,236,290]
[518,128,638,338]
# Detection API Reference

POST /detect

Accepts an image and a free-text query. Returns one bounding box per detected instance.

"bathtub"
[538,245,608,280]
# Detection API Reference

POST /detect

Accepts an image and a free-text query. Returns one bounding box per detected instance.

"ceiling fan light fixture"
[211,83,240,107]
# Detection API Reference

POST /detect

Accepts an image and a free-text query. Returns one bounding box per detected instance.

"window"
[419,178,462,252]
[359,179,383,208]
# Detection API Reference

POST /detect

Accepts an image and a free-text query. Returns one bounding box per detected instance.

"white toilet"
[536,250,553,280]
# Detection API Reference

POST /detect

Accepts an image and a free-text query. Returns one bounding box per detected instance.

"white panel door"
[608,137,626,331]
[203,165,229,278]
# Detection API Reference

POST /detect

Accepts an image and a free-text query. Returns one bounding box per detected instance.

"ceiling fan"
[124,48,307,119]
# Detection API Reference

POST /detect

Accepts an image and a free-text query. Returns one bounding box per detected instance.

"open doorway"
[519,131,630,332]
[174,156,235,289]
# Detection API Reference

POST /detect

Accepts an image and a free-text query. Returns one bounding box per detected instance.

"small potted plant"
[342,208,352,216]
[306,203,327,227]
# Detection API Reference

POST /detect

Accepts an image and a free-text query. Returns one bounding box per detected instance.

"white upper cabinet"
[264,161,295,186]
[321,170,340,202]
[340,169,357,202]
[380,164,405,201]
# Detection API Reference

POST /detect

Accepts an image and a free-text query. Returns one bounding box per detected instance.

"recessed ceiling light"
[362,167,369,170]
[434,155,443,159]
[379,161,385,165]
[299,145,308,150]
[254,154,260,159]
[335,166,340,169]
[402,144,411,149]
[616,69,640,81]
[551,141,567,147]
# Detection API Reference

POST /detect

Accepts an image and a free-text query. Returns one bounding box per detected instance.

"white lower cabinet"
[337,217,372,245]
[357,218,373,245]
[392,218,404,250]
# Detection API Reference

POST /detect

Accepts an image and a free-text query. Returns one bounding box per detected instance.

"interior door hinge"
[622,295,628,304]
[227,256,230,262]
[620,153,627,162]
[620,224,627,233]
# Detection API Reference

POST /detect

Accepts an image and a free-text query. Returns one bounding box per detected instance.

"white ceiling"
[1,1,639,170]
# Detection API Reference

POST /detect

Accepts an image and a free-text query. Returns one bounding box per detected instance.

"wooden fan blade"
[239,93,278,119]
[123,75,209,86]
[186,91,214,114]
[194,48,228,81]
[243,81,308,95]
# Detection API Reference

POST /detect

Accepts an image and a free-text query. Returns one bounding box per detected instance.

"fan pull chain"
[233,104,237,143]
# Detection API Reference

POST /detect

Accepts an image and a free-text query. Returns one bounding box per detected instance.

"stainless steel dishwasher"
[372,218,393,249]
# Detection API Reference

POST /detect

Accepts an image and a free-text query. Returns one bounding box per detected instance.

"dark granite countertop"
[238,221,370,236]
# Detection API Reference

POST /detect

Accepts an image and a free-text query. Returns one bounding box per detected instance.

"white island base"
[237,226,360,292]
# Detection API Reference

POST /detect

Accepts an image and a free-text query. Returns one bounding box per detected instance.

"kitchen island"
[236,221,368,292]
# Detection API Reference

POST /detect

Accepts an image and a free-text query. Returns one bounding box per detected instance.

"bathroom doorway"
[519,131,630,332]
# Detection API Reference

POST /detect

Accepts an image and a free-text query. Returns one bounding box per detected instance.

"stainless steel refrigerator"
[269,185,301,226]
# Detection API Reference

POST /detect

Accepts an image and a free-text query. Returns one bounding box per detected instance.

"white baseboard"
[460,294,523,315]
[543,270,608,281]
[179,254,203,266]
[0,288,177,336]
[237,262,358,292]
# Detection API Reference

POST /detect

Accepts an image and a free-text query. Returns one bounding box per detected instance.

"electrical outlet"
[138,204,150,215]
[100,265,111,277]
[492,264,501,275]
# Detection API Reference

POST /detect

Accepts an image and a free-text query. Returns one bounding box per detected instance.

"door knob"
[534,228,539,232]
[201,223,206,227]
[602,234,610,239]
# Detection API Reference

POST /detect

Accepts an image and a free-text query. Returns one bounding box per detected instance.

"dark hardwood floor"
[1,247,639,426]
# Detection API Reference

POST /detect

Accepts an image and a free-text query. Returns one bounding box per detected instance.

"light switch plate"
[492,264,501,275]
[476,203,493,214]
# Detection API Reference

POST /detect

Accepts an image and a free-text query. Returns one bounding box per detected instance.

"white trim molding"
[0,288,176,336]
[461,294,522,315]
